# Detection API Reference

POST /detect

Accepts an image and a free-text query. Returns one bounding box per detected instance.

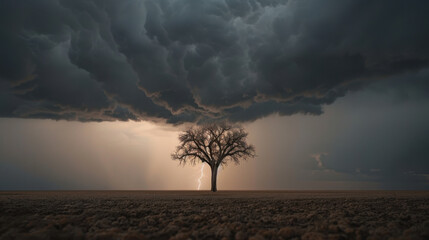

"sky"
[0,0,429,190]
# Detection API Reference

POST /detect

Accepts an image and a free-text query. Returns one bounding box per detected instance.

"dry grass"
[1,191,428,240]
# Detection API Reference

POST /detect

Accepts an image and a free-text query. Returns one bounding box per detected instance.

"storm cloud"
[1,0,429,123]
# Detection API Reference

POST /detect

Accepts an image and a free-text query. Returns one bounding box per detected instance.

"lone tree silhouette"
[172,123,255,192]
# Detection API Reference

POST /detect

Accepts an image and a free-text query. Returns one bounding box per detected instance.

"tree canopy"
[172,123,255,191]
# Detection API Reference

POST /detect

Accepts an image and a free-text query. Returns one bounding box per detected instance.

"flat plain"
[1,191,428,240]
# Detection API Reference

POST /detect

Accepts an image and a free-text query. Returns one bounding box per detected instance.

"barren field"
[1,191,428,240]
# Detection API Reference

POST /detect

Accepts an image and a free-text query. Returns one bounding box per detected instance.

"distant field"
[1,191,428,239]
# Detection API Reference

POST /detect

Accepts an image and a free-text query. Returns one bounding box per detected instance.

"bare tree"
[172,123,256,192]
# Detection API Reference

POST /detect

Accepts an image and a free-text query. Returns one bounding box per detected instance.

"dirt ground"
[1,191,428,240]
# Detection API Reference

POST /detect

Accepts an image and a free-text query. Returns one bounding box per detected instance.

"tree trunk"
[211,166,218,192]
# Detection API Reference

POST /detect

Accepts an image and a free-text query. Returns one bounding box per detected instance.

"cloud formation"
[1,0,428,123]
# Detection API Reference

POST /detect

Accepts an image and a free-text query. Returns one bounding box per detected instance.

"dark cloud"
[1,0,428,123]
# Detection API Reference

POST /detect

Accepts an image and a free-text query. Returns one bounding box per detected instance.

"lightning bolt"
[197,164,205,190]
